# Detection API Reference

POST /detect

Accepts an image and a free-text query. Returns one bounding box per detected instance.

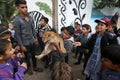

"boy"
[73,24,91,65]
[101,45,120,80]
[84,18,117,80]
[63,26,75,63]
[37,16,51,68]
[13,0,43,75]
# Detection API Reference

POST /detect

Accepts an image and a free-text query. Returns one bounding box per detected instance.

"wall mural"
[58,0,93,33]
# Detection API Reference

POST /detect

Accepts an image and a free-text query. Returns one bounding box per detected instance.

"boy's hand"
[73,42,81,47]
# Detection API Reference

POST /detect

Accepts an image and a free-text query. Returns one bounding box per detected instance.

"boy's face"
[96,22,107,33]
[17,4,28,15]
[40,19,47,26]
[107,25,113,32]
[102,57,120,70]
[8,23,14,29]
[82,27,89,34]
[4,43,15,59]
[63,29,70,38]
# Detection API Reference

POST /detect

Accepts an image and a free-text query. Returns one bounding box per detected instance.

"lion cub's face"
[42,31,54,43]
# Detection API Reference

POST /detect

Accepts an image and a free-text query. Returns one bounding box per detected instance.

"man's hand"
[20,46,27,52]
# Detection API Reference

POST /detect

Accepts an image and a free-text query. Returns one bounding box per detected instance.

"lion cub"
[35,30,66,59]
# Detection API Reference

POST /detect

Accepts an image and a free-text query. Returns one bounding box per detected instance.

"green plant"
[36,2,52,16]
[0,0,16,24]
[94,0,120,9]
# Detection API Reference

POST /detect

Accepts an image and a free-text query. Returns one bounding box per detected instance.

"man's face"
[17,4,28,15]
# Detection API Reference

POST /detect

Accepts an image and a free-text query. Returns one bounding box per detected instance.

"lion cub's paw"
[35,55,41,60]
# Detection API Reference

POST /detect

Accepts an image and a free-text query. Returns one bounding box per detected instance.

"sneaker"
[27,68,33,75]
[74,62,80,65]
[33,67,43,72]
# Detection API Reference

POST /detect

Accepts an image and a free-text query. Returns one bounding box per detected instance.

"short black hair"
[66,26,75,36]
[0,39,11,55]
[0,24,11,38]
[82,24,92,32]
[15,0,27,7]
[61,27,66,31]
[40,16,49,23]
[101,45,120,65]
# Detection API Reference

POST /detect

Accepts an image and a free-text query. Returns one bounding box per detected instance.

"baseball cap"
[95,17,111,26]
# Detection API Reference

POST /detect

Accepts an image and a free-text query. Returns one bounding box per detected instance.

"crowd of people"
[0,0,120,80]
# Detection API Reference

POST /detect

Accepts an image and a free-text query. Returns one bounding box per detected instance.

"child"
[52,61,73,80]
[107,24,116,37]
[0,39,27,80]
[0,24,11,41]
[49,43,65,70]
[73,24,91,65]
[84,18,117,80]
[73,22,82,58]
[63,26,75,63]
[101,45,120,80]
[60,27,66,39]
[0,23,27,79]
[74,22,82,39]
[37,16,51,68]
[37,16,51,52]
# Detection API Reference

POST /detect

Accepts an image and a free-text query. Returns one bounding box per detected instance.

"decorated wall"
[58,0,93,33]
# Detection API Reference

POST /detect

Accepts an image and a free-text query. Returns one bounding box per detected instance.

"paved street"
[25,51,85,80]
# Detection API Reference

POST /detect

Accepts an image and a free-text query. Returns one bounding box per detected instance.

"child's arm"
[0,63,27,80]
[14,62,27,80]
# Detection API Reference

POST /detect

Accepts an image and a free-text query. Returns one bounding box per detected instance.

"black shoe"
[44,65,49,69]
[33,67,43,72]
[74,62,80,65]
[27,68,33,75]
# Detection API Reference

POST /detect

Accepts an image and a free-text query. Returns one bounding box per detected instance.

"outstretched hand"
[73,42,81,47]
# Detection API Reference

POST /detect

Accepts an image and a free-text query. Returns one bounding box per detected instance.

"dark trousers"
[38,37,50,66]
[65,54,69,63]
[77,48,88,64]
[75,46,81,57]
[38,37,44,51]
[24,43,37,68]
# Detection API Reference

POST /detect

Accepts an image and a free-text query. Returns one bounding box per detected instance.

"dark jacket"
[102,68,120,80]
[13,14,36,46]
[86,31,117,56]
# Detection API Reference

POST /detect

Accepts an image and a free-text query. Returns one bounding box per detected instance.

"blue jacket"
[102,68,120,80]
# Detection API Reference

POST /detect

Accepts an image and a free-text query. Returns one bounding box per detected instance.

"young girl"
[0,39,27,80]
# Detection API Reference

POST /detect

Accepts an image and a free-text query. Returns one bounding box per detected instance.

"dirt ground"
[25,51,85,80]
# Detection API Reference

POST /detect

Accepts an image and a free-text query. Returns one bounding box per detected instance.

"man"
[13,0,43,75]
